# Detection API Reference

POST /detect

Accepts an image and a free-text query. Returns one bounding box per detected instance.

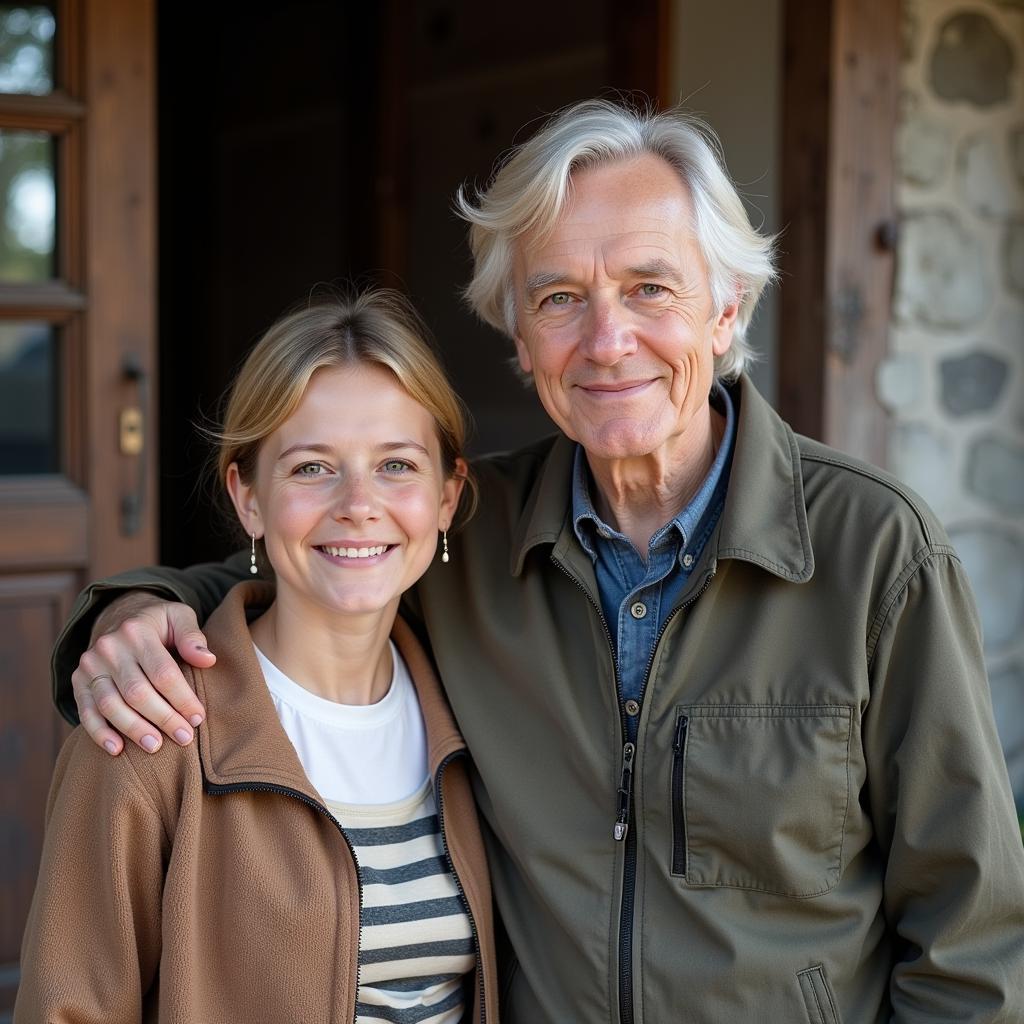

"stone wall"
[888,0,1024,808]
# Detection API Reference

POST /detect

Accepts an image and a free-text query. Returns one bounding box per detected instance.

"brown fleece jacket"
[16,581,498,1023]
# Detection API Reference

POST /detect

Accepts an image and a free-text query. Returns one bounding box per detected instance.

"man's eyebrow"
[626,258,686,285]
[523,271,568,301]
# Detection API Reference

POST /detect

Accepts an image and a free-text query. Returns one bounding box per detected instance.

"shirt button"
[630,601,647,620]
[625,699,641,716]
[682,553,694,568]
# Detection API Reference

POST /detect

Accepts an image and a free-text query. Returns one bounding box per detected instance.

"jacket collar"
[191,581,467,798]
[509,375,814,583]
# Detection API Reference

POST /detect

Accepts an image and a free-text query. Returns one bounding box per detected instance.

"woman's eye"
[295,462,327,477]
[382,459,412,474]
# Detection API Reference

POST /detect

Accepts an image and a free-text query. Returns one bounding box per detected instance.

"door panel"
[0,573,75,997]
[0,0,156,1013]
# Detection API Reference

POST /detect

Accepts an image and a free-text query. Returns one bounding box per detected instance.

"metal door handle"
[120,353,148,536]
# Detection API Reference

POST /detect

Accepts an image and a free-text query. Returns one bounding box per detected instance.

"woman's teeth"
[322,545,387,559]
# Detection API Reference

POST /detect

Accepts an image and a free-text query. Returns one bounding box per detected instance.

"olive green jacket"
[53,377,1024,1023]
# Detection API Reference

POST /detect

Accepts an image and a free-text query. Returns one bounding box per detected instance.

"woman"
[16,290,498,1023]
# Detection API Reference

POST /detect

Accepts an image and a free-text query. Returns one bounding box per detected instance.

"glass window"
[0,319,58,473]
[0,129,55,281]
[0,5,55,95]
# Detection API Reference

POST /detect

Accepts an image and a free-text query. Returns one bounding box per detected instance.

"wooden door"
[0,0,155,1013]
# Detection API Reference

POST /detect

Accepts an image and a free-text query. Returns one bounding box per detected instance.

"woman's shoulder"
[54,720,201,822]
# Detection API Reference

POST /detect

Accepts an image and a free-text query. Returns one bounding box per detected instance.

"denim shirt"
[571,384,735,739]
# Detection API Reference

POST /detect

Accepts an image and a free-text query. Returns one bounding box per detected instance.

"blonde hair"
[455,98,777,381]
[214,288,476,523]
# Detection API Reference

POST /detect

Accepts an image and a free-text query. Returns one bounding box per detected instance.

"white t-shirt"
[254,640,428,805]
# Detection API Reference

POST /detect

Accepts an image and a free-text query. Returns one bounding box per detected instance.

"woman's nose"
[332,474,378,523]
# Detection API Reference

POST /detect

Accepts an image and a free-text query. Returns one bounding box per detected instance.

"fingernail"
[189,714,203,727]
[195,644,208,652]
[104,740,119,755]
[174,728,192,745]
[141,735,160,752]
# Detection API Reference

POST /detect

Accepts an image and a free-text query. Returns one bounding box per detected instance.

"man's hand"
[72,592,216,755]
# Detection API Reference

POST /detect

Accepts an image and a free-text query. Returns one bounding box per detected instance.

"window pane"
[0,5,55,95]
[0,320,58,474]
[0,130,55,281]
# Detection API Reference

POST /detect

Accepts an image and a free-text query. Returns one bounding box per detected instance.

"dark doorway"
[157,1,666,568]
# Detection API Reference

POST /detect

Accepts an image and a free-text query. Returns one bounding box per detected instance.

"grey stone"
[967,435,1024,513]
[940,351,1010,415]
[958,133,1021,218]
[993,305,1024,354]
[899,109,952,187]
[929,12,1014,107]
[1012,126,1024,185]
[894,210,991,327]
[877,353,925,410]
[949,526,1024,653]
[1007,220,1024,296]
[988,661,1024,801]
[889,423,957,517]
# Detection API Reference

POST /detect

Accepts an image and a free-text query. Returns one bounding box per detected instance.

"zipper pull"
[673,715,689,753]
[614,742,636,841]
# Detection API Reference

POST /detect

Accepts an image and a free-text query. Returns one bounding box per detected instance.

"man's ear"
[513,334,533,374]
[711,294,741,358]
[226,463,261,538]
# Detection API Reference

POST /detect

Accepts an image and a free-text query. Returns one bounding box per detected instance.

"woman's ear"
[439,457,468,531]
[226,462,262,538]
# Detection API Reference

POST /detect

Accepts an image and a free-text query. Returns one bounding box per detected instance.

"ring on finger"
[89,673,114,688]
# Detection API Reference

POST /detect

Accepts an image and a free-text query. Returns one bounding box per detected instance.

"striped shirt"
[328,782,475,1023]
[252,643,475,1023]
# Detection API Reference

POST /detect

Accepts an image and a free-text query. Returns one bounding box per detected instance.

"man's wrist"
[89,589,166,645]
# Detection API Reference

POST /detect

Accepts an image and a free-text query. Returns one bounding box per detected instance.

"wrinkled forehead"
[518,155,697,257]
[513,183,702,292]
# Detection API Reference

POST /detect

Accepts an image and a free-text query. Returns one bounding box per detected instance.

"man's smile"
[575,380,657,398]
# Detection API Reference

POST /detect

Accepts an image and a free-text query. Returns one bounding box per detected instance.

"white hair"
[455,99,777,381]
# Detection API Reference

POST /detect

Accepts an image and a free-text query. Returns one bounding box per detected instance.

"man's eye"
[548,292,571,306]
[639,283,664,296]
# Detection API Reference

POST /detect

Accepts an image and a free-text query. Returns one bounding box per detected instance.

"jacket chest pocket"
[670,704,853,897]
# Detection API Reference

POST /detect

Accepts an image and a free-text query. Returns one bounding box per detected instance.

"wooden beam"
[779,0,899,465]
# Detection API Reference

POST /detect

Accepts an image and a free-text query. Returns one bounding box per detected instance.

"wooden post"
[779,0,900,465]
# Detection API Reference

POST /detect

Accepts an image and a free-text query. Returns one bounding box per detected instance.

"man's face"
[511,154,738,462]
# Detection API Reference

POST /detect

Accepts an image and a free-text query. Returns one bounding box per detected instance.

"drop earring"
[250,532,258,575]
[441,529,450,564]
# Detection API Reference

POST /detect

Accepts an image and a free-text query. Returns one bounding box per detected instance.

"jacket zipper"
[434,750,488,1023]
[614,742,636,840]
[671,714,689,875]
[204,779,364,1023]
[552,557,715,1024]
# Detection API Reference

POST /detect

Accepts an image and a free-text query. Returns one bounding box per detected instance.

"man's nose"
[581,298,637,365]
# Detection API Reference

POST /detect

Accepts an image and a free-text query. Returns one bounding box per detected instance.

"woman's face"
[228,363,464,622]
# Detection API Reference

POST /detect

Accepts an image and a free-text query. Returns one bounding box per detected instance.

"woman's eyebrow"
[276,440,431,460]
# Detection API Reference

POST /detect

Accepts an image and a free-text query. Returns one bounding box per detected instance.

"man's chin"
[575,422,664,462]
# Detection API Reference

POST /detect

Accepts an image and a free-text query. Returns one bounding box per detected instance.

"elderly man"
[51,100,1024,1021]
